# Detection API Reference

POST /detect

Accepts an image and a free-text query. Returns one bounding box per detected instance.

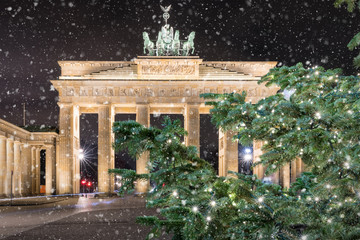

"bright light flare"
[244,154,252,161]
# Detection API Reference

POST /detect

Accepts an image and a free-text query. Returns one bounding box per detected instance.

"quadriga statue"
[143,32,155,56]
[182,32,195,56]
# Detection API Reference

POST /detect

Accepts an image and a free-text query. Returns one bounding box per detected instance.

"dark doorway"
[114,114,136,170]
[200,114,219,173]
[40,149,46,185]
[79,114,98,187]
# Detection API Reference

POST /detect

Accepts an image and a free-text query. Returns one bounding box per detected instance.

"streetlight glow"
[244,154,252,161]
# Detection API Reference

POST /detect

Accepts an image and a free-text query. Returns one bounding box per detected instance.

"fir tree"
[109,2,360,239]
[110,63,360,239]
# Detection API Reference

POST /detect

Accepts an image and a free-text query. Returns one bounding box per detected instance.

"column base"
[134,192,147,198]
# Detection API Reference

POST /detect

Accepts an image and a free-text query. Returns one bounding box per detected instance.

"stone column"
[290,160,297,183]
[184,104,200,153]
[218,130,238,177]
[98,105,115,194]
[20,144,32,196]
[35,147,41,195]
[31,146,36,195]
[55,138,60,194]
[218,131,226,177]
[0,136,6,197]
[135,104,150,194]
[45,146,56,195]
[13,141,21,196]
[280,163,291,189]
[57,104,80,194]
[4,138,14,197]
[296,157,303,178]
[253,141,264,180]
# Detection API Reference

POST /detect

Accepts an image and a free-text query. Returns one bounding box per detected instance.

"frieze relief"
[65,86,270,98]
[79,87,88,96]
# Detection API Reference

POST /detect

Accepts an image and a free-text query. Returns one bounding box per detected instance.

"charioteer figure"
[142,5,195,56]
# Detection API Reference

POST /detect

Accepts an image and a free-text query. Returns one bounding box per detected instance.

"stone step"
[98,70,135,74]
[199,73,241,76]
[90,73,136,76]
[200,71,238,74]
[114,67,133,70]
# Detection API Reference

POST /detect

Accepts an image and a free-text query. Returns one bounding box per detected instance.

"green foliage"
[334,0,360,68]
[110,60,360,239]
[347,32,360,68]
[108,168,148,196]
[110,67,360,238]
[201,63,360,239]
[334,0,360,12]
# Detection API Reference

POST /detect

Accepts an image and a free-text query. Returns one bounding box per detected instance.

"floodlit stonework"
[0,56,305,197]
[0,119,57,197]
[51,56,295,195]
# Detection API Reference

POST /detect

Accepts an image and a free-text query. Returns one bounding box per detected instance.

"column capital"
[45,145,54,150]
[136,103,149,107]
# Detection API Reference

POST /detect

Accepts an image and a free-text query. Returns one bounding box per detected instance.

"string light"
[344,162,350,169]
[210,201,216,207]
[192,206,198,213]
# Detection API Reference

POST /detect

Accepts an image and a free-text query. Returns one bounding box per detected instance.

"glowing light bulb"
[210,201,216,207]
[192,206,198,213]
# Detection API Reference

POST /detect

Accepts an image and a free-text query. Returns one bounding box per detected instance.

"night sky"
[1,0,360,181]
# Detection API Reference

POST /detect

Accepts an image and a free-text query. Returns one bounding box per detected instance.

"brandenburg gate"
[50,5,284,195]
[51,57,279,194]
[0,5,304,198]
